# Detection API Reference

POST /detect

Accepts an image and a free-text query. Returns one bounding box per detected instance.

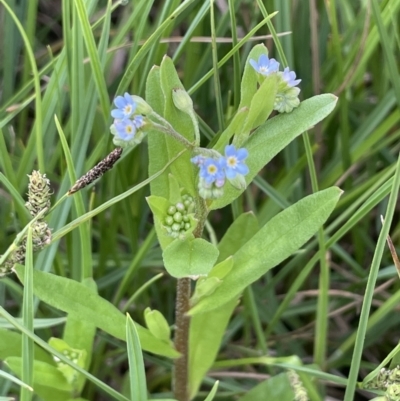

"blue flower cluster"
[110,93,145,145]
[249,54,301,87]
[191,145,249,199]
[249,54,301,113]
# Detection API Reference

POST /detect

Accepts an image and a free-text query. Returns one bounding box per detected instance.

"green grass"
[1,0,400,400]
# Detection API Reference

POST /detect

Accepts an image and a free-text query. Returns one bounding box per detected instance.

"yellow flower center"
[227,156,237,167]
[207,165,217,174]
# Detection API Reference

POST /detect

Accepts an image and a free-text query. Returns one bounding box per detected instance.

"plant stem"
[173,277,191,401]
[173,198,207,401]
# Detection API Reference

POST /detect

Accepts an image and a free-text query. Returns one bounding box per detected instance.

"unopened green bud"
[228,174,247,190]
[131,95,153,115]
[173,212,183,223]
[165,216,174,226]
[167,206,177,215]
[176,202,185,212]
[172,223,181,232]
[190,276,222,306]
[144,307,171,343]
[172,88,194,115]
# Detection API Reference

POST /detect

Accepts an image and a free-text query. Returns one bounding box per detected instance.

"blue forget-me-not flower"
[281,67,301,87]
[191,145,249,199]
[114,116,143,141]
[111,92,137,119]
[224,145,249,179]
[250,52,302,113]
[249,54,280,76]
[110,93,147,147]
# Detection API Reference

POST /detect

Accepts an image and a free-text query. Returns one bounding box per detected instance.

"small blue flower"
[199,157,226,186]
[133,115,144,128]
[249,54,279,76]
[223,145,249,179]
[114,119,138,141]
[190,155,206,166]
[111,92,136,119]
[282,67,301,87]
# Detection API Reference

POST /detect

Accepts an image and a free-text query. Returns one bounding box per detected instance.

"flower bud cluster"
[0,171,52,277]
[249,54,301,113]
[110,93,152,148]
[191,145,249,199]
[288,370,309,401]
[365,366,400,400]
[164,194,195,238]
[52,345,86,386]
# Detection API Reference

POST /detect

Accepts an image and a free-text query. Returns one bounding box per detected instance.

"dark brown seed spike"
[68,147,123,195]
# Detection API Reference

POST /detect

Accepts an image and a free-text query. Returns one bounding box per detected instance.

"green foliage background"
[1,0,400,400]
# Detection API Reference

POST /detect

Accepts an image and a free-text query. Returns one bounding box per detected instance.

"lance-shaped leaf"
[14,266,180,358]
[189,187,342,315]
[211,94,338,210]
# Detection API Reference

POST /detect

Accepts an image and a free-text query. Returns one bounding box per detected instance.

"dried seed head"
[68,147,123,195]
[1,171,53,277]
[25,170,52,217]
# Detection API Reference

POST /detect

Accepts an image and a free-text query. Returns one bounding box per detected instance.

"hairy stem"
[173,277,191,401]
[173,198,207,401]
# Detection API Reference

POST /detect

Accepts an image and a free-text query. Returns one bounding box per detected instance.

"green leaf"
[188,212,259,398]
[144,308,171,343]
[240,74,278,135]
[62,277,96,393]
[237,373,294,401]
[190,276,222,306]
[159,56,196,195]
[6,357,72,392]
[146,66,169,198]
[188,299,237,399]
[213,108,248,152]
[190,187,342,314]
[163,237,219,278]
[211,94,338,210]
[0,329,53,365]
[203,380,219,401]
[48,338,86,390]
[146,195,174,250]
[126,314,147,401]
[238,44,270,109]
[14,266,180,359]
[208,257,234,279]
[216,212,259,262]
[168,174,182,205]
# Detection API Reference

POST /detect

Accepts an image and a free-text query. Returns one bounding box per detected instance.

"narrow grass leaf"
[0,0,44,171]
[0,369,33,391]
[116,0,197,95]
[74,0,110,122]
[21,227,34,401]
[126,314,147,401]
[203,380,219,401]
